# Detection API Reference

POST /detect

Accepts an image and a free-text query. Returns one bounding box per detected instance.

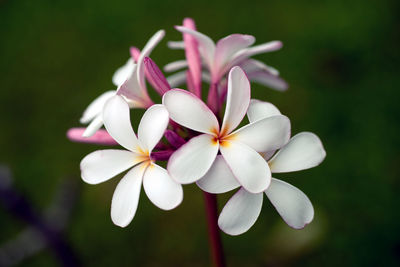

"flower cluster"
[68,18,326,235]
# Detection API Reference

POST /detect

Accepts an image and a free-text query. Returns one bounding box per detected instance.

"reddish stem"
[203,192,226,267]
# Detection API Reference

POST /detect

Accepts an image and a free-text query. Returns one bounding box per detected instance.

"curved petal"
[138,104,169,153]
[166,71,187,88]
[229,41,283,68]
[220,141,271,193]
[163,89,219,135]
[175,26,215,68]
[231,115,291,152]
[167,134,219,184]
[137,30,165,91]
[143,164,183,210]
[103,95,140,152]
[247,99,281,123]
[269,132,326,173]
[214,34,255,77]
[111,164,145,227]
[265,178,314,229]
[164,60,189,72]
[247,71,288,91]
[143,57,170,96]
[220,67,250,135]
[80,149,139,184]
[218,188,263,236]
[240,59,280,76]
[196,155,240,194]
[112,58,135,86]
[82,115,104,137]
[80,90,116,124]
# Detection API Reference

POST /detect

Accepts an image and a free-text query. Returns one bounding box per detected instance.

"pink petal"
[143,57,171,96]
[183,18,202,97]
[214,34,255,81]
[67,128,118,146]
[130,46,141,62]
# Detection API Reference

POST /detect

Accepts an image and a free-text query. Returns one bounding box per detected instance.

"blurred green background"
[0,0,399,266]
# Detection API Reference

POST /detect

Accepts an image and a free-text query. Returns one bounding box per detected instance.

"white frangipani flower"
[162,66,291,194]
[79,30,165,137]
[198,100,326,235]
[80,95,183,227]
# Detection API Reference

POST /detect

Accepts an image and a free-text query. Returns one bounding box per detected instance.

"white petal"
[168,134,219,184]
[265,178,314,229]
[196,155,240,194]
[269,132,326,173]
[240,59,280,76]
[232,115,291,152]
[103,95,140,152]
[247,71,288,91]
[220,141,271,193]
[111,164,145,227]
[137,30,165,90]
[229,41,283,68]
[214,34,255,76]
[175,26,215,68]
[167,41,185,49]
[80,149,139,184]
[164,60,188,72]
[166,71,187,88]
[220,67,250,135]
[143,164,183,210]
[162,89,219,135]
[137,104,169,153]
[80,90,116,124]
[112,58,135,86]
[247,99,281,123]
[82,115,104,138]
[218,188,263,236]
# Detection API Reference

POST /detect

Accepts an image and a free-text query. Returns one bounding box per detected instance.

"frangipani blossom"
[80,95,183,227]
[163,67,290,194]
[198,100,326,235]
[76,30,165,138]
[165,20,287,92]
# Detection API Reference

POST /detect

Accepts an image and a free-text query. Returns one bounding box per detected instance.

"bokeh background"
[0,0,399,266]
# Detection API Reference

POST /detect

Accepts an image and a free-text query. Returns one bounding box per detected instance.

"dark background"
[0,0,399,266]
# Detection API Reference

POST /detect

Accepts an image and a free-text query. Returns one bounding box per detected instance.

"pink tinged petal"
[183,18,202,97]
[111,164,145,227]
[103,95,140,152]
[240,59,280,76]
[164,60,188,72]
[82,115,103,137]
[112,59,135,87]
[265,178,314,229]
[167,41,185,50]
[186,70,196,94]
[137,30,165,91]
[143,57,171,96]
[196,155,240,194]
[229,41,283,68]
[175,26,215,69]
[143,164,183,210]
[162,89,219,135]
[167,134,219,184]
[80,90,116,124]
[67,128,118,145]
[218,188,263,236]
[130,46,141,62]
[232,115,291,152]
[220,141,271,193]
[269,132,326,173]
[214,34,255,80]
[221,67,251,135]
[247,99,281,123]
[116,64,153,108]
[80,149,139,184]
[247,71,289,91]
[138,104,169,153]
